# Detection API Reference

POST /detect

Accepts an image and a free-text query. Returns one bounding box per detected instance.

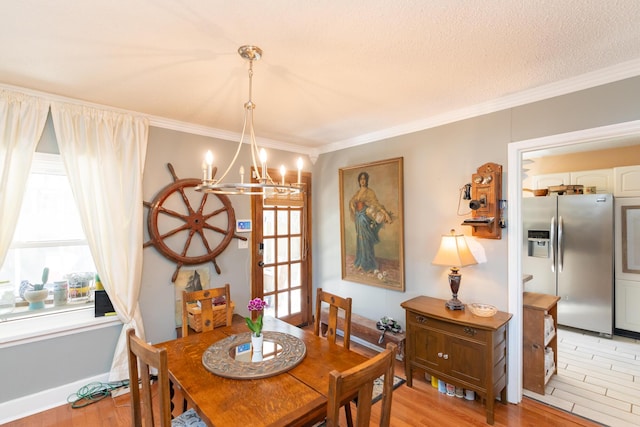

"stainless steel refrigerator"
[522,194,614,336]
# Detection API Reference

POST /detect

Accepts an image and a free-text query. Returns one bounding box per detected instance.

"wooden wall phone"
[462,162,502,239]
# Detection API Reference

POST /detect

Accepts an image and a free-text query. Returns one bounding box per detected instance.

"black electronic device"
[94,290,116,317]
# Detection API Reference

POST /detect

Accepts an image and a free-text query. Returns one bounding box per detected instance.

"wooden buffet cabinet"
[522,292,560,394]
[401,296,512,425]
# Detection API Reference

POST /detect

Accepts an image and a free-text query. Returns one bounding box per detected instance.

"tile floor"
[524,327,640,427]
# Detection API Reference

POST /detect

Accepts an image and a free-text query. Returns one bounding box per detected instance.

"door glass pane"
[264,294,276,317]
[290,236,301,261]
[291,210,301,234]
[277,292,289,317]
[256,174,309,326]
[263,238,275,264]
[263,210,275,236]
[263,266,275,293]
[291,288,301,314]
[277,265,289,290]
[277,237,289,262]
[290,262,301,288]
[277,210,288,236]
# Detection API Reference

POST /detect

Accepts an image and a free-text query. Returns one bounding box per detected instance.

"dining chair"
[326,342,398,427]
[126,328,206,427]
[314,288,353,349]
[181,283,232,338]
[313,288,354,425]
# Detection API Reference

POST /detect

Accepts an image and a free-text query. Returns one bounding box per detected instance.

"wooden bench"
[319,308,405,360]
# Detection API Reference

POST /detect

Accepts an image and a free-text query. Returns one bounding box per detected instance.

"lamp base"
[445,297,465,310]
[446,269,465,310]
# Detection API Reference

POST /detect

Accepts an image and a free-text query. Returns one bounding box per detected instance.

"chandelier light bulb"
[297,157,303,183]
[259,148,267,181]
[205,151,213,181]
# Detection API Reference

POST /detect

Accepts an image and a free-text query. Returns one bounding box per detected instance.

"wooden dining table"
[155,316,368,427]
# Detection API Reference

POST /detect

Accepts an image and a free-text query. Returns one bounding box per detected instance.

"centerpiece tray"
[202,331,306,379]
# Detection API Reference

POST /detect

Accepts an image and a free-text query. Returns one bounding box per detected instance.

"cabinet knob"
[443,354,449,360]
[463,327,477,336]
[438,352,443,358]
[416,316,428,324]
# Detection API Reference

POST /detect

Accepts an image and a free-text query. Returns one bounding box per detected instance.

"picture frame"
[339,157,405,291]
[174,268,210,327]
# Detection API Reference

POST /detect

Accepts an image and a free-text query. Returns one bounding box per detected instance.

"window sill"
[0,306,122,348]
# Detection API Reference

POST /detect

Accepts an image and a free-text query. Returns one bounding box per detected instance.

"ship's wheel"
[143,163,247,282]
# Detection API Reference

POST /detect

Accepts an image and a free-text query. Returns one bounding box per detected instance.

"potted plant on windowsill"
[23,267,50,310]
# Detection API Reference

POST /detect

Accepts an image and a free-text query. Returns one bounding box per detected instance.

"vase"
[53,281,68,306]
[251,333,263,362]
[24,289,49,310]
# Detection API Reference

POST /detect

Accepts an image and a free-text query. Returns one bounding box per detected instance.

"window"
[0,152,96,319]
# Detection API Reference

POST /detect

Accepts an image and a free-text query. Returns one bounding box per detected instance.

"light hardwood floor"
[3,331,603,427]
[524,327,640,427]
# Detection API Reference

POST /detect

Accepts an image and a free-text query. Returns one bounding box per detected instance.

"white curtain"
[0,90,49,266]
[50,102,149,381]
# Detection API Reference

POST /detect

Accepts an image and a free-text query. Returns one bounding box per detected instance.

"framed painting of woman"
[339,157,405,291]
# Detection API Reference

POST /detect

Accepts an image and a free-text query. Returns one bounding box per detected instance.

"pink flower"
[247,298,267,312]
[245,298,268,336]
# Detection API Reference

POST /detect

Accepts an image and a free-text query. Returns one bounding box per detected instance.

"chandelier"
[196,45,304,196]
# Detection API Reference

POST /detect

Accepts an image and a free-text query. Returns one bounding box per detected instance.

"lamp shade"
[432,229,478,268]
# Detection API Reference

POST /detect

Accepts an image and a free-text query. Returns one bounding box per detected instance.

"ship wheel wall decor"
[144,163,247,282]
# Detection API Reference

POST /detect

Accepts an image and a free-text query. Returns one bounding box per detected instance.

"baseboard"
[0,372,110,424]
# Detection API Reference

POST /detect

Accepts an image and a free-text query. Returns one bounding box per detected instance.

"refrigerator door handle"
[558,215,564,272]
[550,216,556,273]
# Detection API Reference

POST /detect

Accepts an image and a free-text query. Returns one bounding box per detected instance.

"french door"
[251,170,312,327]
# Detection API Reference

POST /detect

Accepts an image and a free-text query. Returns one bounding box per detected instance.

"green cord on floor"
[67,380,130,409]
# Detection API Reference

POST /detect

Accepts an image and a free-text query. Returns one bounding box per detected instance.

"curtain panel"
[0,90,49,266]
[50,102,149,381]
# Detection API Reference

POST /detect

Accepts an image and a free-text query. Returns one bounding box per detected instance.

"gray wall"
[314,111,512,321]
[141,127,309,344]
[0,326,121,403]
[3,75,640,405]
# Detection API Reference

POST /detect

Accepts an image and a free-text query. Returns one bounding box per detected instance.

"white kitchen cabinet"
[571,169,614,193]
[529,169,616,193]
[615,279,640,333]
[614,197,640,334]
[531,173,570,190]
[614,165,640,197]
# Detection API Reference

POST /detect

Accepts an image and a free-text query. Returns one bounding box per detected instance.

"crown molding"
[317,58,640,155]
[147,116,316,158]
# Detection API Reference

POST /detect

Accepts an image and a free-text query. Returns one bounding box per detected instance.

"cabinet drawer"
[408,311,488,342]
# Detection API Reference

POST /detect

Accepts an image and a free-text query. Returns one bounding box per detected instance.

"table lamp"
[432,229,478,310]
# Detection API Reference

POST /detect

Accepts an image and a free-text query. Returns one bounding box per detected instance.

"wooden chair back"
[327,343,398,427]
[126,328,172,427]
[314,288,352,349]
[181,283,232,338]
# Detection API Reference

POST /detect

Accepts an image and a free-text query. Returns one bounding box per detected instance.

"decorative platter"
[468,303,498,318]
[202,331,306,379]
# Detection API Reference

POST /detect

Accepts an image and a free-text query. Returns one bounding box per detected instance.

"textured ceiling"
[2,1,640,156]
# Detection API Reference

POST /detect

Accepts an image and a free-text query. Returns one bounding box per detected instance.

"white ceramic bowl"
[468,303,497,317]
